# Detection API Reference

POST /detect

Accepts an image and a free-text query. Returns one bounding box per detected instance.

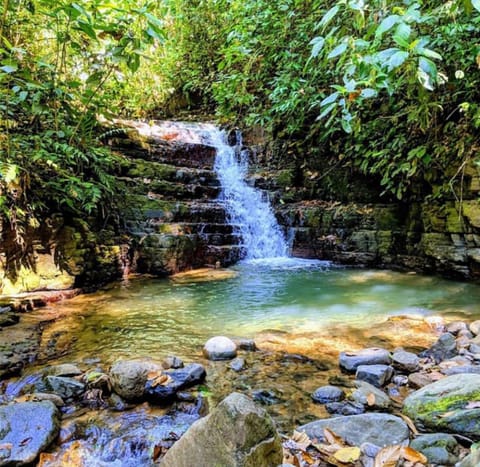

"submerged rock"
[0,401,60,465]
[298,413,409,448]
[145,363,206,403]
[403,374,480,437]
[160,392,282,467]
[311,385,345,404]
[339,348,391,373]
[110,359,162,401]
[203,336,237,360]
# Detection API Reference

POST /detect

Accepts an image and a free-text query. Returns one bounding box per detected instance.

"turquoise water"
[42,259,480,364]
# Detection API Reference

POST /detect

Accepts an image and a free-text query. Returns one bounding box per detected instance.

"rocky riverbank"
[1,317,480,465]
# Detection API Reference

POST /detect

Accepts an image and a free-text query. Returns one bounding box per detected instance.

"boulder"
[446,321,468,335]
[110,359,162,401]
[0,401,60,465]
[355,364,393,387]
[408,372,433,389]
[45,376,85,401]
[391,350,419,373]
[145,363,206,403]
[339,348,390,373]
[403,374,480,437]
[311,385,345,404]
[203,336,237,360]
[350,381,391,410]
[469,320,480,336]
[298,413,409,448]
[410,433,459,466]
[160,392,283,467]
[419,333,457,363]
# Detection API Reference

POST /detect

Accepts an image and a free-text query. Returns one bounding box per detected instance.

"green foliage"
[0,0,163,274]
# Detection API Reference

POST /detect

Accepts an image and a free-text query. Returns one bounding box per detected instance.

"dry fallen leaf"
[401,446,427,464]
[367,392,376,406]
[395,413,419,436]
[149,373,173,388]
[374,445,402,467]
[323,428,346,449]
[334,446,361,463]
[291,430,312,450]
[283,447,301,467]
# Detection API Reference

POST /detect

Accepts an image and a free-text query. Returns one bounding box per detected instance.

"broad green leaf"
[375,15,400,39]
[309,37,325,58]
[472,0,480,12]
[419,57,437,79]
[327,42,347,59]
[387,50,409,71]
[76,20,97,40]
[320,92,339,107]
[418,47,442,61]
[0,64,17,73]
[341,118,352,133]
[360,88,377,98]
[317,102,336,120]
[393,23,411,47]
[318,5,340,31]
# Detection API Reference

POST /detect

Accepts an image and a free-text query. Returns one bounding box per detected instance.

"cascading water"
[205,128,288,259]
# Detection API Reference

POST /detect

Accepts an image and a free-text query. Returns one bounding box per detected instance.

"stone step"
[132,182,220,201]
[171,202,228,224]
[203,245,246,266]
[153,223,238,235]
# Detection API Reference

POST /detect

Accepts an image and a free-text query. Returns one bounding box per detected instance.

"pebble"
[311,385,345,404]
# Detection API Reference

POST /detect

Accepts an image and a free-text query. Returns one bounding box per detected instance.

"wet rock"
[203,336,237,360]
[469,320,480,336]
[298,413,409,448]
[229,357,245,372]
[238,339,257,351]
[110,359,162,401]
[408,372,434,389]
[16,392,65,407]
[403,374,480,437]
[325,401,365,416]
[160,392,283,467]
[351,381,391,410]
[311,385,345,404]
[457,446,480,467]
[0,401,60,465]
[469,343,480,354]
[44,363,82,377]
[446,321,468,335]
[252,389,281,405]
[0,311,19,327]
[46,376,85,401]
[393,375,408,386]
[410,433,459,466]
[458,329,473,339]
[355,364,393,387]
[145,363,206,403]
[162,355,184,369]
[419,332,457,363]
[391,350,419,372]
[339,348,391,373]
[441,365,480,375]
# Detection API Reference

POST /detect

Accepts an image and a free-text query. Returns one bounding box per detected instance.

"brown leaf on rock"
[283,447,300,466]
[292,429,312,450]
[401,446,427,464]
[367,392,376,406]
[334,446,361,463]
[148,373,173,388]
[323,428,346,449]
[374,445,402,467]
[395,413,419,436]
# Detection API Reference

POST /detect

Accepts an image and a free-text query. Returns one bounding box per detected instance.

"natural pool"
[39,258,480,366]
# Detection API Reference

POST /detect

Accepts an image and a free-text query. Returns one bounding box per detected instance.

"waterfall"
[205,128,288,259]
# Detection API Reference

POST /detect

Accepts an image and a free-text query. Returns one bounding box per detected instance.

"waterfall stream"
[206,128,288,259]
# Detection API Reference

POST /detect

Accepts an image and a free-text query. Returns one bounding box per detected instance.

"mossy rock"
[403,374,480,438]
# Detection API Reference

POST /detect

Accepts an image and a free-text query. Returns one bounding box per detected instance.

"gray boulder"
[203,336,237,360]
[339,348,390,373]
[392,350,419,372]
[45,376,85,401]
[110,359,162,401]
[420,332,457,363]
[298,413,409,447]
[403,374,480,437]
[469,320,480,336]
[160,392,282,467]
[410,433,459,466]
[351,381,391,410]
[0,401,60,465]
[355,364,393,387]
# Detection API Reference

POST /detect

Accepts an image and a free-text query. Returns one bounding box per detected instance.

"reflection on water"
[41,259,480,365]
